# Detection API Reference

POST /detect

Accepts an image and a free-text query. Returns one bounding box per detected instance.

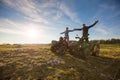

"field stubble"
[0,44,120,80]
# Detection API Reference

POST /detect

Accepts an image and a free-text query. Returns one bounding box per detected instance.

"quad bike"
[51,37,68,55]
[69,35,100,58]
[51,35,100,58]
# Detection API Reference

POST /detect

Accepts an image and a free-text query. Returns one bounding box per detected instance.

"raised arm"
[60,31,65,34]
[69,29,75,32]
[88,20,99,28]
[74,28,83,31]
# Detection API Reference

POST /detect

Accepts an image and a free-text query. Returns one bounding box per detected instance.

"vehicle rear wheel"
[92,45,100,56]
[58,46,66,55]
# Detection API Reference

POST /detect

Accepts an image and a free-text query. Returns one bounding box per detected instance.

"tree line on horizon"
[0,38,120,45]
[91,38,120,44]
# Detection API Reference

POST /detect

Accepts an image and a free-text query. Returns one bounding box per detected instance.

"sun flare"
[26,28,39,38]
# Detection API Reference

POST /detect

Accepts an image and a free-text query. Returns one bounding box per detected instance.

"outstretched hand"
[95,20,99,23]
[74,28,76,30]
[74,28,78,30]
[74,28,80,30]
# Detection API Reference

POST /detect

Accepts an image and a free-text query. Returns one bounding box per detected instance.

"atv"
[51,35,100,58]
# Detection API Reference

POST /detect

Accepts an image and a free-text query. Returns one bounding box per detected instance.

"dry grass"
[0,44,120,80]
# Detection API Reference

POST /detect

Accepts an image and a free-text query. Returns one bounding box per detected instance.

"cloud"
[0,18,57,35]
[2,0,82,24]
[2,0,50,24]
[0,27,23,35]
[0,18,20,29]
[95,27,108,34]
[0,19,25,35]
[93,24,108,35]
[59,2,82,24]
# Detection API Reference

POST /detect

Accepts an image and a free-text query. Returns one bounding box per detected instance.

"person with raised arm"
[60,27,74,44]
[74,20,99,42]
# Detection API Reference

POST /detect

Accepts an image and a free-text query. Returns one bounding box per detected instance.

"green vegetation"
[0,44,120,80]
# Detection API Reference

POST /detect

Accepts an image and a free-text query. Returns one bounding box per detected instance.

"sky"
[0,0,120,44]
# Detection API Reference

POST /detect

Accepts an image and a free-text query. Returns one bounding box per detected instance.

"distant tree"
[13,44,22,48]
[90,38,120,44]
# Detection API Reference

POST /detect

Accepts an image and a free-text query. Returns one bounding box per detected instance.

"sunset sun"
[26,28,39,39]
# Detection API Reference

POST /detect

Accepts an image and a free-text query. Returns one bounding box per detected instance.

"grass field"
[100,44,120,59]
[0,44,120,80]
